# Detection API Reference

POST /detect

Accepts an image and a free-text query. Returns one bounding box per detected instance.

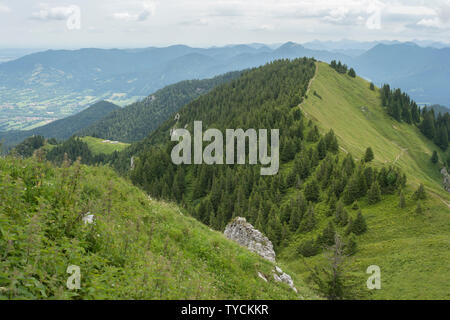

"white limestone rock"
[273,266,298,293]
[258,272,268,282]
[82,212,95,225]
[224,217,276,262]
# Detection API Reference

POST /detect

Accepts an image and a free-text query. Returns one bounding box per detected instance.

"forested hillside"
[0,101,120,150]
[380,85,449,153]
[114,58,449,299]
[78,72,241,142]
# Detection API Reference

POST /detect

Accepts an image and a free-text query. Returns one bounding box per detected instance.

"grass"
[279,62,450,300]
[301,62,449,200]
[280,190,450,300]
[80,136,130,155]
[0,156,317,300]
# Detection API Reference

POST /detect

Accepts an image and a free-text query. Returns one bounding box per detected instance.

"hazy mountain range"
[0,40,448,131]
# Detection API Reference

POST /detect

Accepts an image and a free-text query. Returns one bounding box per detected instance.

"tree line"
[381,84,449,154]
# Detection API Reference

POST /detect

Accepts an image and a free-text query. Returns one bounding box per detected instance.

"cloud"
[112,1,156,22]
[412,2,450,29]
[210,3,243,17]
[31,5,78,21]
[179,19,209,27]
[437,2,450,23]
[0,3,10,13]
[417,18,442,29]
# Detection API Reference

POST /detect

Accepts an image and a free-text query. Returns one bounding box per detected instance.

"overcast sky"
[0,0,449,49]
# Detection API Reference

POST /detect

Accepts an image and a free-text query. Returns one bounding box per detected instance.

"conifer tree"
[335,201,349,227]
[345,234,358,255]
[350,210,367,235]
[348,68,356,78]
[318,222,336,247]
[267,207,282,247]
[364,147,374,163]
[368,181,382,204]
[343,174,360,205]
[435,126,448,151]
[307,125,320,142]
[317,138,327,160]
[289,203,302,232]
[297,238,319,257]
[431,151,439,164]
[299,203,316,233]
[255,208,265,233]
[413,184,427,200]
[307,234,357,300]
[327,193,337,217]
[304,179,320,202]
[324,129,339,153]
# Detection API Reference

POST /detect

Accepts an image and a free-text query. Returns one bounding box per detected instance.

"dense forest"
[123,58,409,260]
[11,135,113,166]
[380,84,450,153]
[78,72,242,143]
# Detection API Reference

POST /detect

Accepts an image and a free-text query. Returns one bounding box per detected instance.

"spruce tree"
[364,147,374,163]
[350,210,367,235]
[297,239,319,257]
[335,201,349,227]
[345,234,358,255]
[307,125,320,142]
[304,179,320,202]
[267,207,282,247]
[413,184,427,200]
[255,209,265,233]
[327,193,337,217]
[299,204,316,233]
[431,151,439,164]
[343,174,360,205]
[317,138,327,160]
[436,126,448,151]
[318,222,336,247]
[324,129,339,153]
[348,68,356,78]
[368,181,382,204]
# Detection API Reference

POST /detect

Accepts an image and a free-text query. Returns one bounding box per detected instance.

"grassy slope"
[80,137,130,155]
[0,156,316,300]
[281,62,450,300]
[301,62,449,201]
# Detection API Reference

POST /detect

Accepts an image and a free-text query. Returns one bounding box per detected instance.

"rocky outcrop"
[224,217,299,293]
[224,217,276,262]
[273,266,297,293]
[441,168,450,192]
